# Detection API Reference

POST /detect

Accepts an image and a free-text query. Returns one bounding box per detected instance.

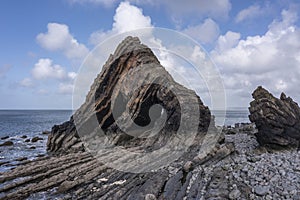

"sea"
[0,109,250,172]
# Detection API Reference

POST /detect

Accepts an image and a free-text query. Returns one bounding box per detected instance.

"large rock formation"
[47,36,212,155]
[249,86,300,149]
[0,37,235,200]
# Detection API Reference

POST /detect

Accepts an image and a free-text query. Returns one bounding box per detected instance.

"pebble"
[254,185,269,196]
[201,124,300,199]
[145,194,157,200]
[228,189,241,199]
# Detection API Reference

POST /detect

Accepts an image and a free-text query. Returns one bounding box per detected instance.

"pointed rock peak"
[252,86,273,100]
[249,86,300,150]
[280,92,287,100]
[47,36,214,156]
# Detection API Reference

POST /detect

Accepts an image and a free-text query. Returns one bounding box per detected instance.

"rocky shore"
[0,123,299,199]
[0,37,299,199]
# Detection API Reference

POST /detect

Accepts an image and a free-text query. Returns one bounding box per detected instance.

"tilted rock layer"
[0,37,235,199]
[249,86,300,149]
[47,36,212,154]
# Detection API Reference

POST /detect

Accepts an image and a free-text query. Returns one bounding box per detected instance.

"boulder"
[0,141,13,146]
[31,136,43,143]
[1,136,9,140]
[249,86,300,149]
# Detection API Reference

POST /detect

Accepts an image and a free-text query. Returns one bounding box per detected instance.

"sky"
[0,0,300,109]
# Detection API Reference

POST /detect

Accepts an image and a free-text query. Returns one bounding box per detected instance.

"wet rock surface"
[249,86,300,149]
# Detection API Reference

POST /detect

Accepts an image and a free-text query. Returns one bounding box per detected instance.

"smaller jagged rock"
[254,185,269,196]
[249,86,300,149]
[21,135,27,139]
[0,141,13,146]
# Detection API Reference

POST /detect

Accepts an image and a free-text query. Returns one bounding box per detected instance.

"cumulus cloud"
[215,31,241,52]
[19,78,34,88]
[211,9,300,106]
[89,1,152,45]
[37,23,89,59]
[32,58,67,80]
[29,58,77,95]
[235,5,263,23]
[182,18,220,44]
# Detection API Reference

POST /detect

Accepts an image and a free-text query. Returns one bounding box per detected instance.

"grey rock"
[145,194,157,200]
[229,189,241,199]
[254,185,269,196]
[249,86,300,149]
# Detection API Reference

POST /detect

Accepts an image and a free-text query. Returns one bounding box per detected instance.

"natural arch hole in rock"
[109,83,181,139]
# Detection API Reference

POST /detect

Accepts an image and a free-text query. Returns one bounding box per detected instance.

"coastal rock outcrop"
[249,86,300,149]
[47,36,212,155]
[0,36,235,200]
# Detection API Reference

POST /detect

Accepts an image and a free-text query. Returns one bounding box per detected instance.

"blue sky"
[0,0,299,109]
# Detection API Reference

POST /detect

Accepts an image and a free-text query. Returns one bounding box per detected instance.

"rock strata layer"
[249,86,300,149]
[0,36,236,199]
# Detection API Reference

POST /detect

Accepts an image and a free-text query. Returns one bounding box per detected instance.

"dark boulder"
[1,136,9,140]
[0,141,13,147]
[249,86,300,149]
[31,137,43,143]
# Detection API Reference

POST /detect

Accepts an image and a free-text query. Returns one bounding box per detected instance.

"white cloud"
[29,58,77,95]
[215,31,241,52]
[235,5,263,23]
[113,2,152,33]
[32,58,67,80]
[182,18,220,44]
[211,9,300,106]
[19,78,34,88]
[68,72,77,80]
[37,23,89,59]
[89,1,152,45]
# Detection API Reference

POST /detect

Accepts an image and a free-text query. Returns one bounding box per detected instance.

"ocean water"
[0,110,73,172]
[0,109,249,172]
[212,109,250,126]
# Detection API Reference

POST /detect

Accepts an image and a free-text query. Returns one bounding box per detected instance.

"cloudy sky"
[1,0,300,109]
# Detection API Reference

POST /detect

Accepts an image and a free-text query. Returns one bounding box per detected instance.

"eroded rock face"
[249,86,300,149]
[0,35,237,200]
[47,36,212,155]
